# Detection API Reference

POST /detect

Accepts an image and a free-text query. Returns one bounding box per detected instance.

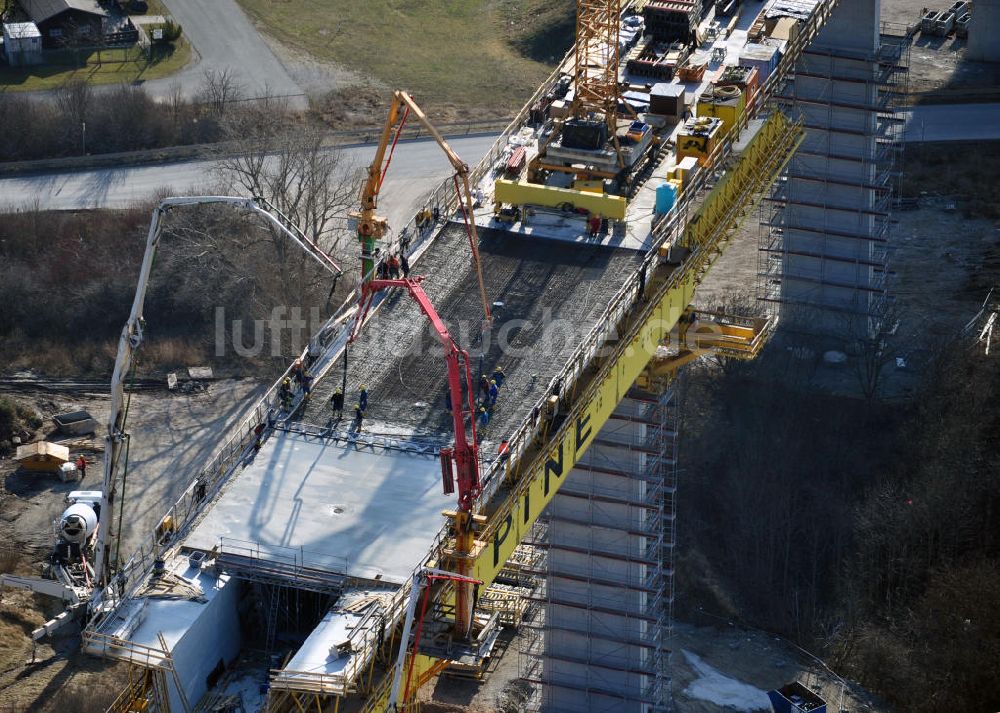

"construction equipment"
[383,568,482,712]
[94,196,343,598]
[352,90,491,324]
[349,277,482,638]
[636,309,774,391]
[0,490,103,638]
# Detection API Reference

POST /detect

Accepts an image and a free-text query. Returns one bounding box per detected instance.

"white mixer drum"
[59,502,97,543]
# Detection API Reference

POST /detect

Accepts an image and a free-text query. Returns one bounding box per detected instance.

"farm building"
[2,21,43,65]
[18,0,106,48]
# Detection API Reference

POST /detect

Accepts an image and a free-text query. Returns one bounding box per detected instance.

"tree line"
[0,117,360,376]
[0,70,293,161]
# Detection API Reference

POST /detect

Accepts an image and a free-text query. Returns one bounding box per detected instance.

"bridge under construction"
[56,0,906,710]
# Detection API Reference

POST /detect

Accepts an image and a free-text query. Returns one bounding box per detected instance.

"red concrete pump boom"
[349,277,482,511]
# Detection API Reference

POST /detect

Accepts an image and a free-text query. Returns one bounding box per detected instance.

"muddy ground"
[0,379,263,710]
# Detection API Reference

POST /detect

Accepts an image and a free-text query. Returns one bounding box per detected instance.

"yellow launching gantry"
[371,110,806,713]
[351,90,491,324]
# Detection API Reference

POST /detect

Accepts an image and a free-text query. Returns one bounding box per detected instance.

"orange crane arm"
[356,91,492,325]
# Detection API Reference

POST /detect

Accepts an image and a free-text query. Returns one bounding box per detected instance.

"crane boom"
[94,196,342,592]
[348,276,481,637]
[354,91,491,324]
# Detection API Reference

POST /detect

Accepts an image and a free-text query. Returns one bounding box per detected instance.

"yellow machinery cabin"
[15,441,69,473]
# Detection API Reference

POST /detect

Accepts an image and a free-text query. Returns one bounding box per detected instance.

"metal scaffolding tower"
[522,384,678,712]
[757,0,909,337]
[573,0,623,124]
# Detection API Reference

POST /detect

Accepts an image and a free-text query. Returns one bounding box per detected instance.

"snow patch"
[681,650,771,710]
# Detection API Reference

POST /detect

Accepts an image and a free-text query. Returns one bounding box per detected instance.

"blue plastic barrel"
[655,182,677,215]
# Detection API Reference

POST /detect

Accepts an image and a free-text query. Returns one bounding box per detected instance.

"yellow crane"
[352,90,492,324]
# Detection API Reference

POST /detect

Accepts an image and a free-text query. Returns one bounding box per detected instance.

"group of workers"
[329,384,368,432]
[441,364,506,433]
[587,213,608,238]
[415,205,440,233]
[476,365,506,431]
[376,250,409,280]
[278,359,314,411]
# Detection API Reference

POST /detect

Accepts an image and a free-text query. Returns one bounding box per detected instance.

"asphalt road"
[0,134,498,228]
[902,103,1000,142]
[141,0,306,107]
[0,103,992,214]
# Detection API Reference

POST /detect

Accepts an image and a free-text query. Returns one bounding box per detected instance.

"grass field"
[0,39,191,92]
[237,0,574,115]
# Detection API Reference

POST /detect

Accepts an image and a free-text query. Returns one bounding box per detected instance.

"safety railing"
[218,538,354,579]
[82,628,170,668]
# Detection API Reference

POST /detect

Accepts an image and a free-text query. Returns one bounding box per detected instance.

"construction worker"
[387,253,401,279]
[354,404,364,431]
[478,406,490,430]
[279,377,292,410]
[75,454,87,479]
[479,374,490,400]
[401,253,411,278]
[444,388,452,415]
[492,365,506,389]
[498,440,510,463]
[301,371,313,398]
[487,379,499,406]
[588,213,601,238]
[359,385,369,413]
[292,359,304,385]
[330,387,344,417]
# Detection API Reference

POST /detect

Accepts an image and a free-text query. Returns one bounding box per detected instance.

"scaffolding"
[757,8,909,336]
[521,385,678,712]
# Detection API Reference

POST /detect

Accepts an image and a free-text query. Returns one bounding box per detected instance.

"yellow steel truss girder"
[471,110,804,591]
[680,111,806,280]
[474,266,697,587]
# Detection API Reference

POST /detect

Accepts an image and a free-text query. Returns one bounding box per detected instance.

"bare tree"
[55,77,92,125]
[167,81,185,130]
[844,302,902,402]
[55,78,93,154]
[199,68,243,117]
[215,120,358,277]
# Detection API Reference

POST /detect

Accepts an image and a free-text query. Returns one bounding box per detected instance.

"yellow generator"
[696,84,746,138]
[676,116,724,167]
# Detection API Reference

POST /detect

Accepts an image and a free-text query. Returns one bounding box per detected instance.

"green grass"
[0,39,192,92]
[236,0,574,114]
[127,0,170,16]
